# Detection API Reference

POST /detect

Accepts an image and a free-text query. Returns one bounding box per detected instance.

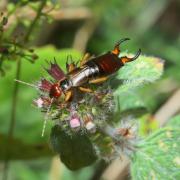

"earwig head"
[49,83,62,98]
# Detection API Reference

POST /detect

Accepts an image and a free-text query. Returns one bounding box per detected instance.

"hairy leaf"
[131,115,180,180]
[113,55,164,111]
[114,55,164,95]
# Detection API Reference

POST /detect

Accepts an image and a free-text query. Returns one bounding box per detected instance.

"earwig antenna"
[41,98,54,137]
[15,79,49,92]
[14,79,39,89]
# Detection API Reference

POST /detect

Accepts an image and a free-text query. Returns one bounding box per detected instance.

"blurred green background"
[0,0,179,179]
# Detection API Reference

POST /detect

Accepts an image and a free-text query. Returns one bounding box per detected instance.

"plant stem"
[24,0,47,42]
[3,1,47,179]
[3,59,21,180]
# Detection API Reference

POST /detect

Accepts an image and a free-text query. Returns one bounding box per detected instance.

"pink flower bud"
[70,118,81,128]
[34,98,44,108]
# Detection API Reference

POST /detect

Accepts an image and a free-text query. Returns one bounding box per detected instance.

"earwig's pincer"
[120,48,141,64]
[112,38,130,55]
[131,49,141,61]
[115,38,130,46]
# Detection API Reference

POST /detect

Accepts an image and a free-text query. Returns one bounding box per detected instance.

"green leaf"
[114,55,164,95]
[50,125,97,170]
[113,55,164,111]
[0,134,53,160]
[131,115,180,180]
[166,115,180,127]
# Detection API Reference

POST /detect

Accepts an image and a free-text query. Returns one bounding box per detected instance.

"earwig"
[46,38,141,101]
[16,38,141,136]
[16,37,141,104]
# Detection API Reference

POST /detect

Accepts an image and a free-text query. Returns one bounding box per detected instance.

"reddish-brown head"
[49,83,62,98]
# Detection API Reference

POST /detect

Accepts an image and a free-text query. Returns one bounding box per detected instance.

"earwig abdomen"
[57,39,141,98]
[67,65,99,87]
[88,52,123,76]
[60,52,123,91]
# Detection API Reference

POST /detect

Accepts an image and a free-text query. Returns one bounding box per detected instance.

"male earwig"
[47,38,141,101]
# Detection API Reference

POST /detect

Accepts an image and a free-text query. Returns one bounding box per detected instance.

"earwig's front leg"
[65,90,73,101]
[80,53,92,67]
[66,55,78,73]
[89,76,108,84]
[79,86,93,93]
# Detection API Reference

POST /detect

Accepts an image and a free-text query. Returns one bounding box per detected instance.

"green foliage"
[0,134,53,160]
[131,115,180,180]
[114,55,164,96]
[1,0,179,178]
[50,125,97,170]
[113,55,164,112]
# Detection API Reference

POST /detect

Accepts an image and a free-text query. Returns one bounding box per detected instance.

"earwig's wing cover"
[46,60,66,80]
[39,78,52,92]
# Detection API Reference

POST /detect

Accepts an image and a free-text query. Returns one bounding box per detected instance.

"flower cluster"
[34,79,115,135]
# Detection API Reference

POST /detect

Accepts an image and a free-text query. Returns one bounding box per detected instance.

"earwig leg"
[112,38,130,55]
[65,90,73,101]
[80,53,91,67]
[66,62,77,73]
[66,55,77,73]
[120,49,141,64]
[89,76,108,84]
[79,86,93,93]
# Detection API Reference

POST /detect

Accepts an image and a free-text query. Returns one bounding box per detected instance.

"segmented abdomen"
[89,53,123,75]
[69,65,99,87]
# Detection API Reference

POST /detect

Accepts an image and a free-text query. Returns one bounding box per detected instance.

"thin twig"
[73,19,97,53]
[24,0,47,43]
[154,89,180,127]
[101,156,130,180]
[49,156,62,180]
[5,7,92,31]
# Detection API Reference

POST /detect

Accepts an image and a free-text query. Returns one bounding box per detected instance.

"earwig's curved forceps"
[130,49,141,61]
[120,49,141,64]
[112,38,130,55]
[115,38,130,46]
